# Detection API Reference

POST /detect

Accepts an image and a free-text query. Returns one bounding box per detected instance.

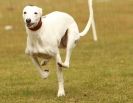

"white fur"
[23,0,97,97]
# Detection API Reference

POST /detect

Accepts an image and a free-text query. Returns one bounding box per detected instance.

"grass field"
[0,0,133,103]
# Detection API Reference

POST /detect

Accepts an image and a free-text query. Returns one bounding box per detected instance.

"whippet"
[22,0,97,97]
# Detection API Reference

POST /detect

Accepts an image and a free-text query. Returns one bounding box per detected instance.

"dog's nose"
[26,19,31,24]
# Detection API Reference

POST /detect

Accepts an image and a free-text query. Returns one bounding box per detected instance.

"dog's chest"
[25,31,57,57]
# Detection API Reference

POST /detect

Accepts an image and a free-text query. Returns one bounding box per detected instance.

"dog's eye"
[34,12,38,14]
[24,12,27,14]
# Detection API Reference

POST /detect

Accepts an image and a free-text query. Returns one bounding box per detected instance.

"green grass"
[0,0,133,103]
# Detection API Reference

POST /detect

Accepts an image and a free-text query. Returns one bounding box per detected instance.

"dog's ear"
[39,7,43,16]
[27,4,34,6]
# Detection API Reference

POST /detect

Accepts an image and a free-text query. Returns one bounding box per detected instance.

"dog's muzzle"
[26,18,34,27]
[26,18,31,24]
[26,18,42,31]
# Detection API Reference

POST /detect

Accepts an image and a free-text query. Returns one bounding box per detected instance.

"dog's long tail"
[79,0,97,41]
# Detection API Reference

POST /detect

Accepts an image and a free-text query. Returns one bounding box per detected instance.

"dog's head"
[23,5,42,28]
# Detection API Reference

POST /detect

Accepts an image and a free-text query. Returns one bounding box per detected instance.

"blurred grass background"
[0,0,133,103]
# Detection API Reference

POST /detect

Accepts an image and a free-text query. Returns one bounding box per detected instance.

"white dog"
[22,0,97,97]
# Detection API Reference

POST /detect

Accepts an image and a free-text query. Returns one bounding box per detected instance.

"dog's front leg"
[40,59,49,66]
[56,54,65,97]
[30,56,49,79]
[56,63,65,97]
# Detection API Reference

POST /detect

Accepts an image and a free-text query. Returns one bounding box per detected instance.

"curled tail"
[79,0,97,41]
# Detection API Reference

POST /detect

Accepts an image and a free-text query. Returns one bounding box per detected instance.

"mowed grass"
[0,0,133,103]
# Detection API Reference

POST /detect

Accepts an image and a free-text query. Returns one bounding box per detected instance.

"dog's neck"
[28,18,42,31]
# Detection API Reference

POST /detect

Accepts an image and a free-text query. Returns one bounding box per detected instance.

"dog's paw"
[57,62,63,67]
[57,62,69,68]
[41,70,49,79]
[57,89,65,97]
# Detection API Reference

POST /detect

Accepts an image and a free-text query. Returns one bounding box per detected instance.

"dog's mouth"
[26,23,35,28]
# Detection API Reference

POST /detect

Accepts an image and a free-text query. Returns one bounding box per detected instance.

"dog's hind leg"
[64,34,78,68]
[30,56,49,79]
[58,24,80,68]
